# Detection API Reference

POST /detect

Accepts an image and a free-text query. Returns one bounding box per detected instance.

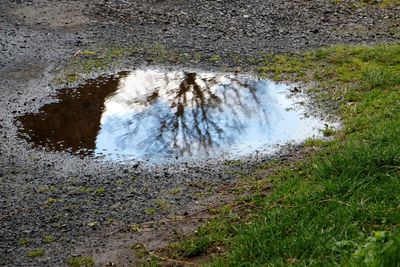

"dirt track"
[0,0,399,266]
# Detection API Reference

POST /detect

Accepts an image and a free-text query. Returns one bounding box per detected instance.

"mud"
[0,0,398,266]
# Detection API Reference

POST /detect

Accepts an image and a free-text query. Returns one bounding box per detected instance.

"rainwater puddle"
[18,69,328,162]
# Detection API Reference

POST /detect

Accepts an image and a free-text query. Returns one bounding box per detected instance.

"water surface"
[18,69,326,162]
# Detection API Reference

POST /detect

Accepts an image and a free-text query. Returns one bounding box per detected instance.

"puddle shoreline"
[18,68,331,163]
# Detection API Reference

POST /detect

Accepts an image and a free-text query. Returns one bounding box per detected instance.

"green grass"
[351,230,400,266]
[169,44,400,266]
[19,239,31,247]
[57,44,205,85]
[43,234,55,243]
[358,0,400,7]
[67,256,94,267]
[27,248,45,257]
[209,54,222,63]
[334,0,400,7]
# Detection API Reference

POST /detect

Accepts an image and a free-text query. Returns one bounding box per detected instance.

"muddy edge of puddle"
[1,0,399,266]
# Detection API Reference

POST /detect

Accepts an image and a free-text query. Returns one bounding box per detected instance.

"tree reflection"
[101,71,270,158]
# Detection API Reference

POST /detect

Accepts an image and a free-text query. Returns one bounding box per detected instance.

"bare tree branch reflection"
[105,71,269,158]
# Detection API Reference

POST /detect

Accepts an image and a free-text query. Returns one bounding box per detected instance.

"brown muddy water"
[17,69,328,162]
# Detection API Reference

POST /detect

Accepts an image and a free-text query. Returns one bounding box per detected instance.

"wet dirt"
[18,69,327,162]
[0,0,399,266]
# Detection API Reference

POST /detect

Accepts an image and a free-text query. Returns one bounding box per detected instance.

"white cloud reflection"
[94,69,324,161]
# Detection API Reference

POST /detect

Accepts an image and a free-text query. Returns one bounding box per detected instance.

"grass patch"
[170,43,400,265]
[359,0,400,7]
[334,0,400,8]
[67,256,94,267]
[350,230,400,266]
[45,197,59,205]
[154,199,171,212]
[209,54,222,63]
[19,239,31,247]
[322,124,336,137]
[27,248,45,258]
[43,234,55,243]
[57,44,210,85]
[145,208,157,216]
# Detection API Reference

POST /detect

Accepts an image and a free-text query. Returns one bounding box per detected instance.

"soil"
[0,0,399,266]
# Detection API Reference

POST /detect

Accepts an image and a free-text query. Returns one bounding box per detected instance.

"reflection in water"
[18,73,127,156]
[98,70,272,159]
[18,69,325,161]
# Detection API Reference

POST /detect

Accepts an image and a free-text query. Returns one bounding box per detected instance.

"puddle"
[18,69,328,162]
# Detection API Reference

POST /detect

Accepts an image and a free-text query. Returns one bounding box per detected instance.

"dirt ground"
[0,0,399,266]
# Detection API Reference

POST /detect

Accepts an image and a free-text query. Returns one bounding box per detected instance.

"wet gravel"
[0,0,399,266]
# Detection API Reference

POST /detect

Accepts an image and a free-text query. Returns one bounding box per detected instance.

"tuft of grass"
[106,217,114,224]
[43,234,55,243]
[167,187,181,195]
[67,256,94,267]
[129,223,142,233]
[19,239,31,247]
[303,138,327,148]
[27,248,45,257]
[172,44,400,265]
[146,44,183,63]
[209,54,222,63]
[66,74,78,84]
[79,50,97,56]
[194,52,202,62]
[145,208,156,216]
[224,160,243,167]
[322,124,336,137]
[154,199,171,211]
[94,187,105,195]
[37,185,56,193]
[46,197,58,205]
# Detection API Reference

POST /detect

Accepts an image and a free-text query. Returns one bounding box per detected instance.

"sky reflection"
[18,69,326,162]
[94,70,321,160]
